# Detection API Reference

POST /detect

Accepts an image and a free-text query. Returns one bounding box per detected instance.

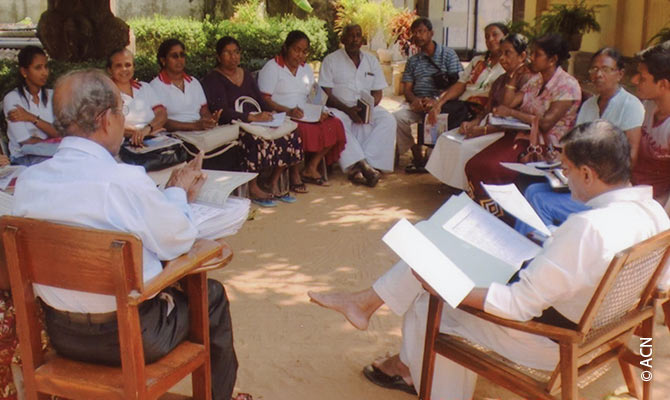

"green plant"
[505,20,538,41]
[647,27,670,46]
[333,0,403,45]
[537,0,602,38]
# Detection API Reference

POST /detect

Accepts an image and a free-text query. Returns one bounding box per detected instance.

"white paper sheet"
[196,170,257,207]
[500,162,547,177]
[442,199,541,268]
[383,218,475,308]
[293,103,323,123]
[488,115,531,130]
[482,183,551,236]
[250,112,285,127]
[122,135,182,154]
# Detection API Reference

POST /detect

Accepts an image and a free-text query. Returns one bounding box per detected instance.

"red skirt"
[465,132,528,216]
[296,117,346,165]
[632,144,670,198]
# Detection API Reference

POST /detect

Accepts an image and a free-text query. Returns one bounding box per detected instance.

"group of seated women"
[3,30,350,208]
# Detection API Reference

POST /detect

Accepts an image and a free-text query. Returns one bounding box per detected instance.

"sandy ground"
[172,95,670,399]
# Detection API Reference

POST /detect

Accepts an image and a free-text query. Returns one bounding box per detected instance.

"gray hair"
[52,69,118,137]
[559,119,631,184]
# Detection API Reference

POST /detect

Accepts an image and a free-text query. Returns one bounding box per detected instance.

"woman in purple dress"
[202,36,305,206]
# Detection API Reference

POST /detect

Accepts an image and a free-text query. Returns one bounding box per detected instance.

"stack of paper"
[293,104,323,123]
[488,115,531,130]
[382,193,541,308]
[250,112,286,127]
[191,197,250,239]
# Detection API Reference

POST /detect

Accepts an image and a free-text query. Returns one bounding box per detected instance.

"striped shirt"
[402,41,462,98]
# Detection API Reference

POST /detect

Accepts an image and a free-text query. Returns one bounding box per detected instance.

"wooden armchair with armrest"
[0,215,233,400]
[419,229,670,400]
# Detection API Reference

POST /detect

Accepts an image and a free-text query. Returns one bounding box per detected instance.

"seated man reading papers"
[308,119,670,399]
[13,70,247,400]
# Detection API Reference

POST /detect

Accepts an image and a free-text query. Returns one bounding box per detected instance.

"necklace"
[173,79,185,91]
[218,67,242,85]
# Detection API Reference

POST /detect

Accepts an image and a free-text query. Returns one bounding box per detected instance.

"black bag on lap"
[118,140,190,172]
[440,100,483,130]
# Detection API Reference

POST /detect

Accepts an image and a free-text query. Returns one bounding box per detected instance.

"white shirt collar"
[57,136,117,163]
[586,185,653,208]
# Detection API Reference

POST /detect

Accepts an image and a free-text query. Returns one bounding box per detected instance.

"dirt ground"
[169,156,670,400]
[172,94,669,399]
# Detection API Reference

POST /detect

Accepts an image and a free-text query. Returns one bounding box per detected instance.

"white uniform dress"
[372,186,669,399]
[122,80,164,129]
[149,71,207,123]
[576,87,644,130]
[319,48,396,172]
[2,87,54,160]
[257,56,314,109]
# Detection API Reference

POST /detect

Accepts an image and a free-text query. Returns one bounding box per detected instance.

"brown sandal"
[232,393,253,400]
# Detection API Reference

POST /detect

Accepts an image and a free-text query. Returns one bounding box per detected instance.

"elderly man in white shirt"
[13,69,244,400]
[309,120,670,399]
[319,24,397,187]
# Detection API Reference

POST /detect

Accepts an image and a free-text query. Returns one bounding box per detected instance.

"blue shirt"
[402,42,463,98]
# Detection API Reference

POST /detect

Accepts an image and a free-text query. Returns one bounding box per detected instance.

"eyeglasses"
[168,52,187,59]
[96,104,129,120]
[588,66,618,74]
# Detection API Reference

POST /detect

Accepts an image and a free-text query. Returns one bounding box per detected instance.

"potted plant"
[647,26,670,46]
[537,0,603,51]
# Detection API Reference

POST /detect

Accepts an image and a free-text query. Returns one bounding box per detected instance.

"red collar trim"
[274,55,304,68]
[130,79,141,90]
[158,70,192,85]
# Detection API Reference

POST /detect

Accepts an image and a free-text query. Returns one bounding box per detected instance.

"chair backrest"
[0,215,144,296]
[0,215,150,397]
[578,229,670,341]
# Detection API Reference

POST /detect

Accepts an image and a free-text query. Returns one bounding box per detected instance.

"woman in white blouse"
[2,46,59,165]
[107,48,167,146]
[149,39,221,132]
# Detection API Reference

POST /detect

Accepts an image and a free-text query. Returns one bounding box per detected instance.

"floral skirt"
[239,130,304,172]
[296,117,346,165]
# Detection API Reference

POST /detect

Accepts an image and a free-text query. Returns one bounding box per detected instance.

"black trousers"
[43,279,238,400]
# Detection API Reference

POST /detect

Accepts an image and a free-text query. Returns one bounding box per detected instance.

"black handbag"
[118,138,190,172]
[425,55,460,90]
[440,100,483,130]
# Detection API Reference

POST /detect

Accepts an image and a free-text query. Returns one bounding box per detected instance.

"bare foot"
[373,354,413,386]
[307,288,383,330]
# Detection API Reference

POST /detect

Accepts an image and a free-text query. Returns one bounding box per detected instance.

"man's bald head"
[53,69,120,137]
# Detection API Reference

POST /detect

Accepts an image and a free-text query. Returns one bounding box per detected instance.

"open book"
[382,193,542,308]
[501,162,569,192]
[487,114,531,130]
[122,135,182,154]
[293,103,324,123]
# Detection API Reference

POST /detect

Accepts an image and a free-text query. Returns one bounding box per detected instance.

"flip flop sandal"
[290,182,309,193]
[251,198,277,208]
[301,175,329,186]
[362,364,417,395]
[404,163,428,174]
[276,193,297,203]
[232,394,253,400]
[348,171,367,186]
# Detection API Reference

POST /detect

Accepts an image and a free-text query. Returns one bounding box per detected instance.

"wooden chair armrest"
[655,287,669,300]
[459,305,583,343]
[190,238,234,274]
[133,239,229,304]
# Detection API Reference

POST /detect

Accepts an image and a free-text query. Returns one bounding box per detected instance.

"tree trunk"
[37,0,129,62]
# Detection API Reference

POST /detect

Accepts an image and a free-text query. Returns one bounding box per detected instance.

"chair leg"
[559,343,578,400]
[184,273,212,400]
[639,317,654,400]
[662,298,670,336]
[618,354,641,399]
[419,294,444,400]
[319,158,328,182]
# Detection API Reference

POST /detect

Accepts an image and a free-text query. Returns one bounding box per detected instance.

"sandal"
[251,198,277,208]
[232,394,253,400]
[362,364,416,395]
[290,182,309,194]
[404,163,428,174]
[275,193,297,203]
[301,174,330,186]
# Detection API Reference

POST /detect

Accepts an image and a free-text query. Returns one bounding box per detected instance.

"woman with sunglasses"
[3,45,59,165]
[515,47,644,236]
[149,38,221,132]
[107,48,167,146]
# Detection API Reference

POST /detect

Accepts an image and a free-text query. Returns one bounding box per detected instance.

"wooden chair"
[419,229,670,400]
[0,215,233,400]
